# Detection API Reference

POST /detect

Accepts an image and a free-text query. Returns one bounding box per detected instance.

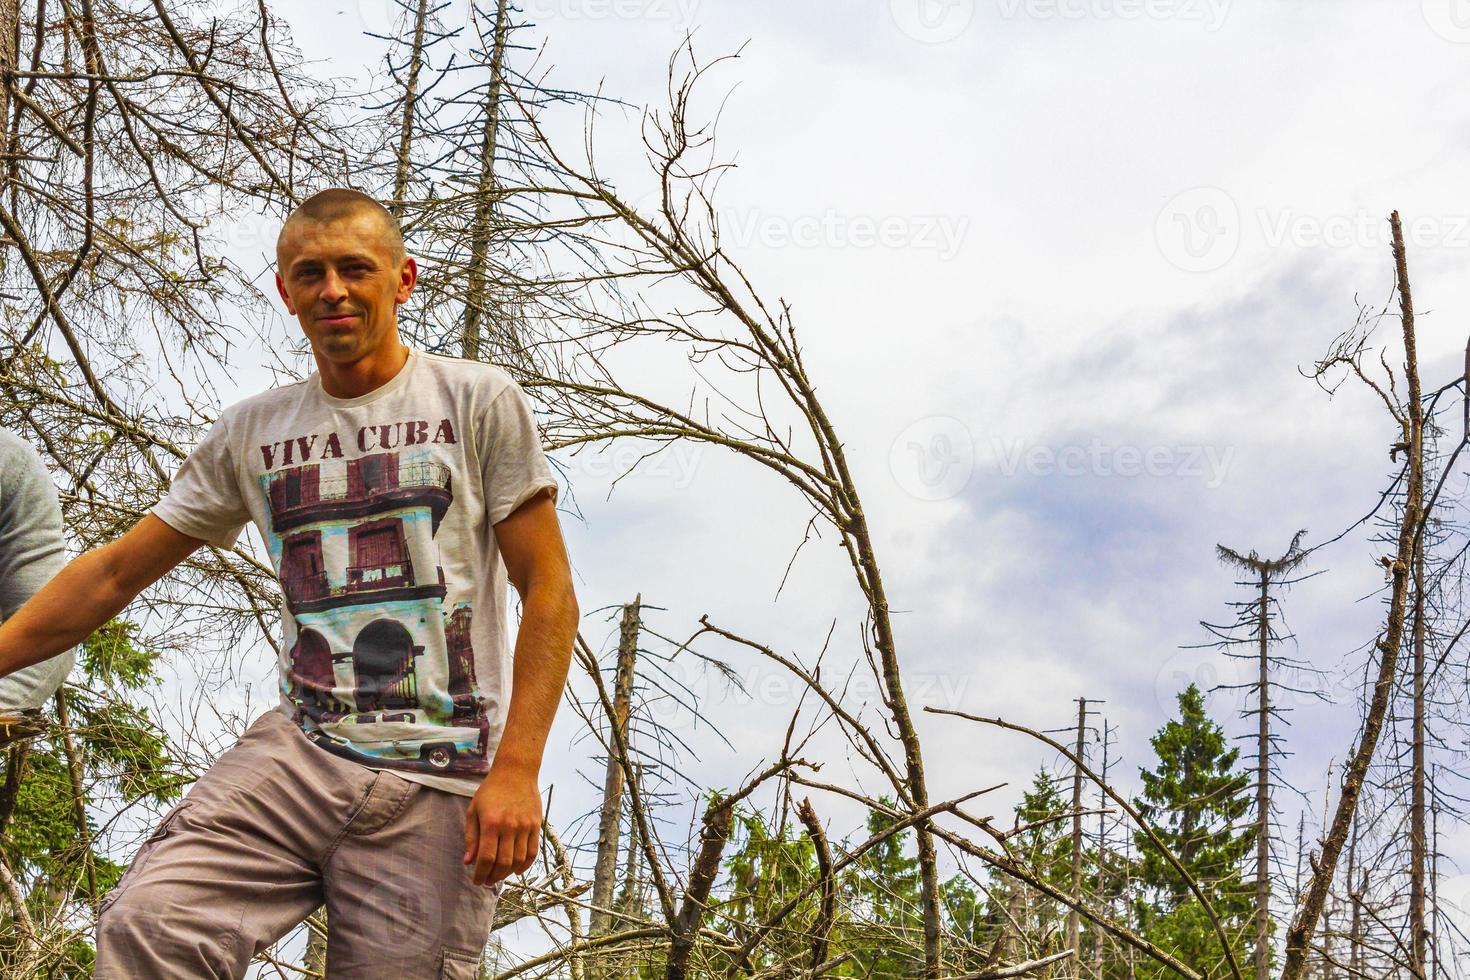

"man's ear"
[396,255,418,305]
[275,271,296,314]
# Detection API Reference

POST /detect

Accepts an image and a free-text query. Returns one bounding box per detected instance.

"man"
[0,188,579,978]
[0,429,74,717]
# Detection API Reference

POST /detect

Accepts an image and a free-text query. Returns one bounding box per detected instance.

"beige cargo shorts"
[94,709,501,978]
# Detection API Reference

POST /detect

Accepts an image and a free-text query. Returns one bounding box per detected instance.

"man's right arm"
[0,514,205,682]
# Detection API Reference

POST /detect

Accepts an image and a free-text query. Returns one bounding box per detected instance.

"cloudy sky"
[200,0,1470,963]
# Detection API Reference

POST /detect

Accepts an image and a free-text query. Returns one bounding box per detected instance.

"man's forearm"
[488,579,579,776]
[0,546,130,681]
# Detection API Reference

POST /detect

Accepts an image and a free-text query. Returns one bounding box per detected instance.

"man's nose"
[320,268,348,303]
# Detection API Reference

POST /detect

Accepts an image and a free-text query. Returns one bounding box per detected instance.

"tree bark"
[1281,211,1425,978]
[390,0,430,219]
[304,907,327,975]
[462,0,510,361]
[1067,697,1087,978]
[666,798,733,980]
[1410,542,1428,974]
[1255,570,1271,980]
[797,796,834,972]
[590,597,640,943]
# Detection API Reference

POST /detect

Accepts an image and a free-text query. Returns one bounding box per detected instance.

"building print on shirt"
[259,444,490,775]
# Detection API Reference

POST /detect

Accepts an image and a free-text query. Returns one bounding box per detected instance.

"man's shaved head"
[273,186,418,376]
[277,188,404,264]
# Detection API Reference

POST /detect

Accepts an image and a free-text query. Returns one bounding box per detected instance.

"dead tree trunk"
[0,0,17,186]
[52,692,97,911]
[1254,570,1271,980]
[1282,211,1426,978]
[1093,720,1112,976]
[390,0,430,218]
[1410,541,1428,975]
[1215,534,1308,980]
[618,761,645,921]
[665,798,733,980]
[304,908,327,976]
[797,797,834,972]
[462,0,510,361]
[1068,697,1089,979]
[591,597,640,941]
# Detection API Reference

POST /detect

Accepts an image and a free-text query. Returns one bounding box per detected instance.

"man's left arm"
[463,488,579,887]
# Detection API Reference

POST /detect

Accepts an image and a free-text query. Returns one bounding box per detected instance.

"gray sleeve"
[0,431,75,709]
[479,382,559,525]
[149,411,249,550]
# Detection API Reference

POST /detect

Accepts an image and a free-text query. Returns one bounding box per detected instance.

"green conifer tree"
[1132,683,1254,978]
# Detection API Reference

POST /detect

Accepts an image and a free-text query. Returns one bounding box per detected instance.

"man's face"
[274,211,416,365]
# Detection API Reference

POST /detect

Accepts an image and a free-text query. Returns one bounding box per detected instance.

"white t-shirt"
[152,346,559,797]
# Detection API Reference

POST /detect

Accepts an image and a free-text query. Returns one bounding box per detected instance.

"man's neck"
[315,339,410,400]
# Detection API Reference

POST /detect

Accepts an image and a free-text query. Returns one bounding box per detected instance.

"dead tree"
[494,40,952,974]
[590,597,641,944]
[1283,212,1429,979]
[1066,697,1097,979]
[1211,532,1312,979]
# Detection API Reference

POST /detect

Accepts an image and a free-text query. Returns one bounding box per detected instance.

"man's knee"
[94,875,240,978]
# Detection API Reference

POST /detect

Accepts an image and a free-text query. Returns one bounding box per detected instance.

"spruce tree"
[1132,683,1254,978]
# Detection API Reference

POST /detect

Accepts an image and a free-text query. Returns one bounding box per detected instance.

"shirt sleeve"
[479,381,559,525]
[0,433,74,709]
[150,411,250,549]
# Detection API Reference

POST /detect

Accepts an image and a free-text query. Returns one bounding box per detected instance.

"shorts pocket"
[438,947,482,979]
[98,798,193,914]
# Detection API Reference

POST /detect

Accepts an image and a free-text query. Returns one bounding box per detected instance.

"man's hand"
[463,762,542,887]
